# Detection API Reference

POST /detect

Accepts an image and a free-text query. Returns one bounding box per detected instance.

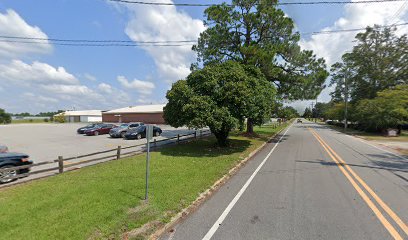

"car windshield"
[129,126,144,132]
[119,124,129,128]
[84,124,96,128]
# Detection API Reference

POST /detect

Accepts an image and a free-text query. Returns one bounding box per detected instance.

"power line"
[302,22,408,35]
[109,0,407,7]
[0,35,197,44]
[0,39,193,47]
[0,23,406,47]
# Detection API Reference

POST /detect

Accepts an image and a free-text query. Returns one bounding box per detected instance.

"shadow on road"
[296,159,408,182]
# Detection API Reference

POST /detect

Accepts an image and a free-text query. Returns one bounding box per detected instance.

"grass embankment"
[0,122,290,240]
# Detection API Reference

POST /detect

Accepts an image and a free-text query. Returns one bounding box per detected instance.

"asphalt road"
[160,121,408,240]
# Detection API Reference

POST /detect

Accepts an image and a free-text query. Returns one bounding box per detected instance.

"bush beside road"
[0,123,290,240]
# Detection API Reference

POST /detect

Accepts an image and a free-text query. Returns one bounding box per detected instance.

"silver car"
[0,145,8,153]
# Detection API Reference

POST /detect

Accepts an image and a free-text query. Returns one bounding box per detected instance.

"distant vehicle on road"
[124,125,162,140]
[109,122,144,138]
[0,152,33,184]
[77,123,101,134]
[297,119,302,123]
[84,124,116,136]
[0,145,8,153]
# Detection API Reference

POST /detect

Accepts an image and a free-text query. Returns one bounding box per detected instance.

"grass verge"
[10,119,51,124]
[0,123,290,240]
[320,123,408,142]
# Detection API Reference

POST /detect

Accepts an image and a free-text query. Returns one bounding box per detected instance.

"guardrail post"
[200,130,202,137]
[58,156,64,174]
[154,139,157,147]
[194,131,197,139]
[116,146,121,160]
[177,134,180,143]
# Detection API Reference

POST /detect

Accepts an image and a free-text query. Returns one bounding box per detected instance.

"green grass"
[0,123,289,240]
[323,123,408,142]
[10,119,51,124]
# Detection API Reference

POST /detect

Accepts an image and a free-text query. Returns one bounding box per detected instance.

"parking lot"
[0,123,196,164]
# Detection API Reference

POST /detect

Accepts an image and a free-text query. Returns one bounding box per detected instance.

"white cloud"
[120,0,205,83]
[300,0,408,66]
[0,9,52,58]
[117,75,155,95]
[0,60,79,86]
[297,0,408,106]
[84,73,97,82]
[0,9,135,113]
[23,92,58,103]
[98,82,113,94]
[41,84,98,96]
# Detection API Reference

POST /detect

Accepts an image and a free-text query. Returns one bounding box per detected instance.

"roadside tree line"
[164,0,327,146]
[310,25,407,133]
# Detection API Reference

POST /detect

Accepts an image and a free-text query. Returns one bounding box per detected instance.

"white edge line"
[345,134,407,161]
[201,122,293,240]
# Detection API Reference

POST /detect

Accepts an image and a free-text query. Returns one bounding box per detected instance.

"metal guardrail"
[0,129,212,183]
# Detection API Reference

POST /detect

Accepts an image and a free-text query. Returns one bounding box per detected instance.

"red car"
[84,124,116,136]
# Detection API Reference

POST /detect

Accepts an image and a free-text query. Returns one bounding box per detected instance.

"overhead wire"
[388,1,408,25]
[108,0,407,7]
[0,21,406,47]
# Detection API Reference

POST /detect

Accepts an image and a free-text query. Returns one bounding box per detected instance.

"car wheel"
[94,131,99,136]
[0,165,18,184]
[155,131,160,137]
[121,132,126,138]
[136,134,142,140]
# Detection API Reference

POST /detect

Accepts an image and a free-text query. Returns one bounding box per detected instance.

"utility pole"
[344,68,349,131]
[311,101,315,122]
[315,98,318,123]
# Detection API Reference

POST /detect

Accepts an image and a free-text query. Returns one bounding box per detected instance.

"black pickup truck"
[0,152,33,184]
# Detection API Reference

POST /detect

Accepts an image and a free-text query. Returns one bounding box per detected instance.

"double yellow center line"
[308,128,408,240]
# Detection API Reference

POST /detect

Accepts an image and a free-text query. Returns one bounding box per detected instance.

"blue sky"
[0,0,407,114]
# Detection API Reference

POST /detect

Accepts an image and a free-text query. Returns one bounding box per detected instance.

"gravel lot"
[0,123,196,163]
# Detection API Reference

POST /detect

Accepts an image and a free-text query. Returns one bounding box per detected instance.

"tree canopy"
[193,0,329,100]
[277,106,299,119]
[164,61,276,146]
[354,85,408,131]
[0,109,11,124]
[330,26,408,103]
[302,107,312,118]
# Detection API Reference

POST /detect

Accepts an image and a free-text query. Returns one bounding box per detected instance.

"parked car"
[0,145,8,153]
[77,123,101,134]
[0,152,33,184]
[124,125,162,140]
[84,124,116,136]
[109,122,144,138]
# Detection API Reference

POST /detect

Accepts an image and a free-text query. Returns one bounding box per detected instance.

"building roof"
[55,110,102,117]
[104,104,165,114]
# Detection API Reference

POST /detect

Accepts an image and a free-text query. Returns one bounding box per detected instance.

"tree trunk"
[213,130,229,147]
[246,118,254,134]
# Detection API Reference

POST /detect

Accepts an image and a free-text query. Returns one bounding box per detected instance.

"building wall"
[65,116,80,123]
[102,113,165,124]
[81,116,102,122]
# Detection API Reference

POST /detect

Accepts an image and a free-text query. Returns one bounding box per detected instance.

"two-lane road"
[160,121,408,240]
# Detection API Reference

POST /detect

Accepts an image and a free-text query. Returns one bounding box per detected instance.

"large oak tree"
[164,61,276,146]
[192,0,328,132]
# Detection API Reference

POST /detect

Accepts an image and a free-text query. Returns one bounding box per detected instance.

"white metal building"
[55,110,103,123]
